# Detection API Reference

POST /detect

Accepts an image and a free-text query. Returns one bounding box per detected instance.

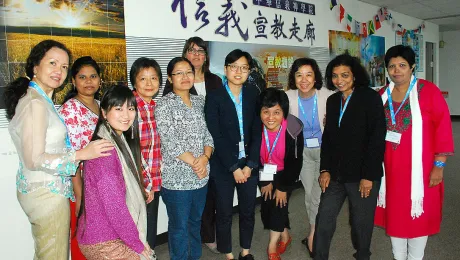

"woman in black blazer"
[205,49,262,260]
[313,54,386,260]
[162,36,222,97]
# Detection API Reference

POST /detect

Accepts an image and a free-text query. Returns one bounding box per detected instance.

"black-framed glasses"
[227,64,250,73]
[187,48,206,56]
[171,70,194,78]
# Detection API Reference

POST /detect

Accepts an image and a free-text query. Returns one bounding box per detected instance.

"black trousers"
[146,190,160,249]
[201,177,217,243]
[313,180,380,260]
[259,180,292,232]
[215,175,258,254]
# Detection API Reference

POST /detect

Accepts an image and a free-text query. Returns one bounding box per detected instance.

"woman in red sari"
[374,45,454,260]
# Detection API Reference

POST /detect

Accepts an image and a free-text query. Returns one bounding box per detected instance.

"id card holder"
[260,163,277,181]
[385,131,401,144]
[306,138,320,148]
[238,141,245,152]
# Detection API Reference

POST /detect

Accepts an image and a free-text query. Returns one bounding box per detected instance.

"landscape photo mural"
[0,0,127,109]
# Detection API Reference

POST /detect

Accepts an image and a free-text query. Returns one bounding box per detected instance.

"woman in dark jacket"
[313,54,386,260]
[258,88,303,260]
[162,36,222,97]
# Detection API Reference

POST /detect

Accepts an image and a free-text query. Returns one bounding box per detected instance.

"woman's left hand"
[274,189,287,208]
[429,167,444,187]
[359,179,373,198]
[146,190,155,204]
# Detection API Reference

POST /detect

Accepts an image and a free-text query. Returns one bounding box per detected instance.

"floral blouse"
[8,88,78,200]
[155,92,214,190]
[59,98,99,151]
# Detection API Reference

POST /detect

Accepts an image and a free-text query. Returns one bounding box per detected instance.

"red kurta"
[374,79,454,238]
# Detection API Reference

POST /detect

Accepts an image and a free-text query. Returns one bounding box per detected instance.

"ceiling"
[359,0,460,32]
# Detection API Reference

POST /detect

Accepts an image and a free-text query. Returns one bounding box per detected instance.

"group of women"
[4,36,453,260]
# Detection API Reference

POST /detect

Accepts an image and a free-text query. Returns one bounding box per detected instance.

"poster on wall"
[328,30,386,88]
[396,32,423,72]
[0,0,127,109]
[208,41,329,90]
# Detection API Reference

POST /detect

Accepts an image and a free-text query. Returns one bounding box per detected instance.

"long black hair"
[4,40,71,120]
[77,85,146,232]
[63,56,101,103]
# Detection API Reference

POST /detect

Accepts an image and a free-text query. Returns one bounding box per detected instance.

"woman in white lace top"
[4,40,113,260]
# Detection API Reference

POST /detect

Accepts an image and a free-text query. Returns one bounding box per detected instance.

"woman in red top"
[374,45,454,260]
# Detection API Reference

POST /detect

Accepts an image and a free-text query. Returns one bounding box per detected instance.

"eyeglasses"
[171,70,195,78]
[227,64,250,73]
[187,48,206,56]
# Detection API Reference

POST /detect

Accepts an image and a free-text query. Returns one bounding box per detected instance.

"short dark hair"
[224,49,253,68]
[384,45,416,69]
[129,57,163,88]
[182,37,210,73]
[288,58,323,90]
[325,53,370,90]
[63,56,101,103]
[259,88,290,119]
[4,40,71,120]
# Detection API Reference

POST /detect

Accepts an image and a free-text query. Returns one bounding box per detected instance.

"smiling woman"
[4,40,114,260]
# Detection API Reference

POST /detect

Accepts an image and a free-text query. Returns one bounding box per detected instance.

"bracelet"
[320,170,329,173]
[202,154,210,160]
[434,161,446,168]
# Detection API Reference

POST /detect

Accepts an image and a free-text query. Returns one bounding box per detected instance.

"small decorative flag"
[330,0,338,10]
[355,20,361,35]
[340,4,345,22]
[347,14,353,32]
[378,8,385,22]
[369,20,375,35]
[383,7,389,20]
[374,14,381,30]
[362,22,368,37]
[387,13,393,24]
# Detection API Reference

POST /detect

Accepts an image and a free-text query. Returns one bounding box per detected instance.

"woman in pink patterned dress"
[59,56,102,260]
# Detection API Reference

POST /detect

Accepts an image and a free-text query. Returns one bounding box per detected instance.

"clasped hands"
[233,166,252,183]
[191,155,209,180]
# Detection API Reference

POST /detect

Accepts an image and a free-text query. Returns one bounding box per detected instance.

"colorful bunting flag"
[340,4,345,23]
[330,0,338,10]
[378,8,385,22]
[368,20,375,35]
[346,14,353,32]
[374,14,381,30]
[355,20,361,35]
[362,22,368,37]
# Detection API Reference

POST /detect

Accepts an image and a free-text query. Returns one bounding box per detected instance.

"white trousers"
[391,236,428,260]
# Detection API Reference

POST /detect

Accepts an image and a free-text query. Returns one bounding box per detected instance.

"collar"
[133,90,156,107]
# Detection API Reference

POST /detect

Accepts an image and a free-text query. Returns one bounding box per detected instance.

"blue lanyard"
[339,93,352,127]
[387,77,417,125]
[224,79,245,158]
[263,125,282,162]
[298,94,317,137]
[29,81,72,149]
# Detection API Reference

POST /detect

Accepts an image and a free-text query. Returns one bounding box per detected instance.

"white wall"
[0,0,440,258]
[439,30,460,115]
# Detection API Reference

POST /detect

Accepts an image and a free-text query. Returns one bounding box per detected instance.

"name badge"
[238,141,245,152]
[385,131,401,144]
[260,164,277,181]
[306,138,320,148]
[259,170,273,181]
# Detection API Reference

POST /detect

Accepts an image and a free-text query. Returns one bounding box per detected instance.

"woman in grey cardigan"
[285,58,334,255]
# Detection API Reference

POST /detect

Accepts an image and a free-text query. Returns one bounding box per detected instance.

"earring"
[131,125,134,139]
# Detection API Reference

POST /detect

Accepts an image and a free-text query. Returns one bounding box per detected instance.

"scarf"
[98,125,148,245]
[378,75,424,219]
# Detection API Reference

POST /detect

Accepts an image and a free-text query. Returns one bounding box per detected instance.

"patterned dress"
[374,79,454,238]
[59,98,99,260]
